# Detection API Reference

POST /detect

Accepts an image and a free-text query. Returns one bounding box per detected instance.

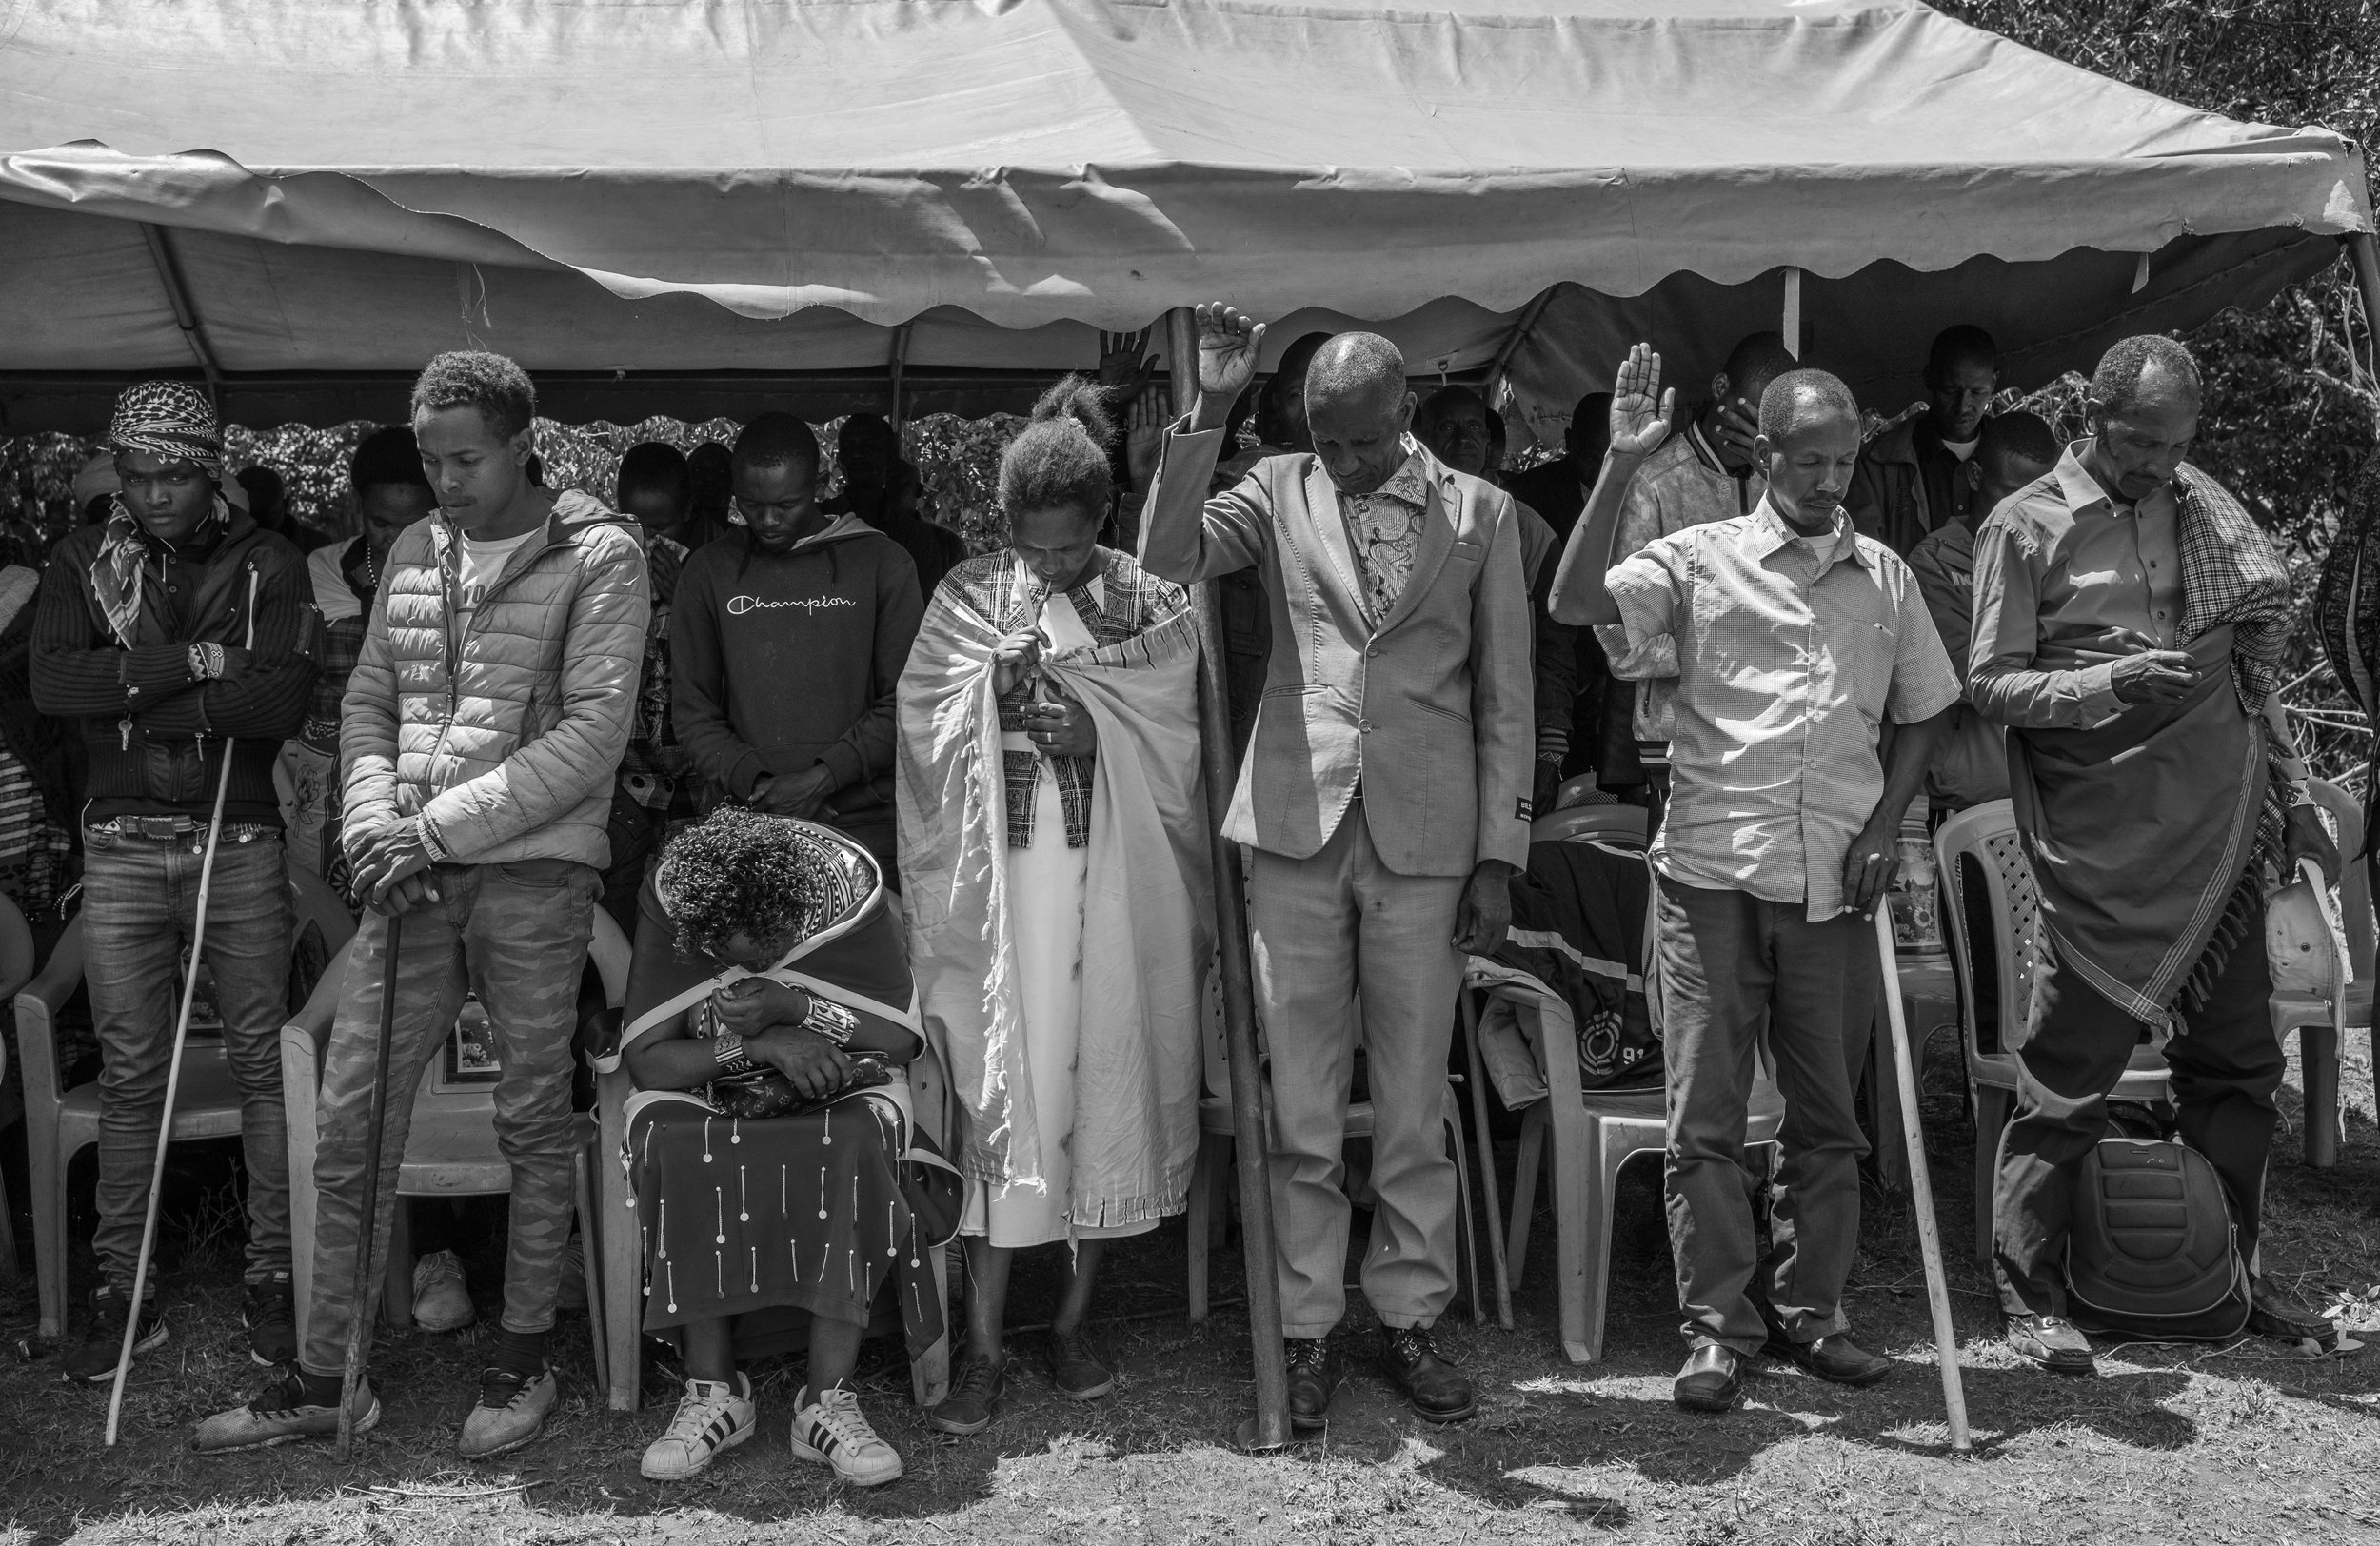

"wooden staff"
[1166,306,1292,1452]
[1874,905,1972,1454]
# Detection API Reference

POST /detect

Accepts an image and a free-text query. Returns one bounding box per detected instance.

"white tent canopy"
[0,0,2368,436]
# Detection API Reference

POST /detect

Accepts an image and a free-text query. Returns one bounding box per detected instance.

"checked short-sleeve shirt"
[1605,499,1960,920]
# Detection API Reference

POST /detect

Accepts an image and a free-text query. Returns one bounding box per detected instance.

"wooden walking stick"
[105,566,258,1447]
[337,908,404,1460]
[1874,905,1972,1454]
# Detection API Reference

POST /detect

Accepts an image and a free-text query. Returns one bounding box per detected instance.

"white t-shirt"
[1940,435,1980,464]
[454,526,541,633]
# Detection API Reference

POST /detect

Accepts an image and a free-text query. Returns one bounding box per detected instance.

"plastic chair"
[281,908,629,1391]
[16,861,356,1339]
[1492,849,1784,1364]
[2267,777,2372,1168]
[0,892,35,1282]
[1530,804,1649,847]
[590,888,957,1414]
[1554,775,1618,812]
[1934,800,2171,1265]
[1183,984,1479,1328]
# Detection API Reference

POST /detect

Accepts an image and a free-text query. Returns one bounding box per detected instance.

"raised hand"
[1098,328,1159,404]
[1191,304,1266,429]
[1609,344,1676,462]
[1125,388,1169,491]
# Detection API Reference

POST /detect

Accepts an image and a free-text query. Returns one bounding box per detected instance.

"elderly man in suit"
[1140,304,1533,1431]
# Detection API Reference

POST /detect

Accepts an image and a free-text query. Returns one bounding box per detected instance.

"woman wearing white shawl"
[898,378,1211,1433]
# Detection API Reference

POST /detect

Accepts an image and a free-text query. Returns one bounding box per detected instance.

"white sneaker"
[641,1374,756,1481]
[411,1250,475,1333]
[789,1382,903,1487]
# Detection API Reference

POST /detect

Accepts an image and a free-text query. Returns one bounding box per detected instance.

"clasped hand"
[349,819,438,916]
[712,978,849,1100]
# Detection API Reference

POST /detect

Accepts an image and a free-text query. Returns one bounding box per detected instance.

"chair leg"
[32,1135,71,1340]
[2304,1022,2342,1169]
[574,1147,609,1398]
[1581,1128,1636,1365]
[913,1240,953,1409]
[1445,1106,1479,1326]
[1549,1116,1596,1363]
[382,1198,412,1333]
[1459,1000,1514,1330]
[1186,1134,1216,1325]
[1973,1085,2010,1268]
[0,1163,17,1287]
[1506,1108,1544,1293]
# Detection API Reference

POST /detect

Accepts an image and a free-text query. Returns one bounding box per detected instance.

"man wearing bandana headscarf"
[30,380,320,1384]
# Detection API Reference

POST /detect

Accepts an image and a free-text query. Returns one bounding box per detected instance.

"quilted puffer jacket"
[341,489,650,868]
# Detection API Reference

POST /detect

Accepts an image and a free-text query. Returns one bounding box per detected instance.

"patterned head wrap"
[108,380,225,475]
[89,381,230,647]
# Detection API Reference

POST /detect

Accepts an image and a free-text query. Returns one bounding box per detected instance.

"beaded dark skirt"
[625,1088,944,1361]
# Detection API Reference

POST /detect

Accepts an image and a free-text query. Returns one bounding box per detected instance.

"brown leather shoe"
[1673,1343,1744,1413]
[1284,1337,1341,1433]
[1762,1332,1893,1387]
[1378,1325,1477,1423]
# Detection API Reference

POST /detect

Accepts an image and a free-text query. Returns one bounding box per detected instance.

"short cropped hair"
[2091,334,2202,416]
[616,441,690,505]
[1413,385,1486,438]
[1757,367,1860,443]
[411,350,537,443]
[1722,332,1800,395]
[1925,325,2000,386]
[349,426,431,495]
[1976,409,2058,472]
[999,375,1113,525]
[731,412,822,483]
[654,806,822,961]
[1306,333,1407,410]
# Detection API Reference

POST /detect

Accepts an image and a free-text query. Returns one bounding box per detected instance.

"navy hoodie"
[671,515,924,847]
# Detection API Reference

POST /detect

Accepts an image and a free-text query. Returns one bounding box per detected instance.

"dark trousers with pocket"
[1992,887,2283,1318]
[1657,878,1877,1355]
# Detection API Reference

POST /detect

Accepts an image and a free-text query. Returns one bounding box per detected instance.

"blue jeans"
[82,825,293,1291]
[300,859,599,1378]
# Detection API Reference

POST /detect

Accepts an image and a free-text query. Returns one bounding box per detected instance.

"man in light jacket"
[1140,305,1532,1433]
[195,351,649,1458]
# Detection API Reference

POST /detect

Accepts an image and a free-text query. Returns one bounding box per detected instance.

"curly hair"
[349,425,431,495]
[653,807,821,961]
[411,350,538,443]
[997,375,1113,528]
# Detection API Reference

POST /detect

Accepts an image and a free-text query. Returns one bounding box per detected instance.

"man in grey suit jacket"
[1140,305,1533,1431]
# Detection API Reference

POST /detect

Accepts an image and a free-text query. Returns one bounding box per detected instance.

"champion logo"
[726,593,857,616]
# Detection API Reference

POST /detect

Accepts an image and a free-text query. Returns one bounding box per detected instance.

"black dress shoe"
[1378,1325,1477,1423]
[1673,1343,1744,1413]
[2248,1286,2335,1346]
[1284,1337,1341,1433]
[1761,1331,1893,1387]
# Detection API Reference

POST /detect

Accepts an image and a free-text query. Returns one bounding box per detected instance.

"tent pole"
[888,322,914,431]
[1167,305,1292,1454]
[139,224,225,411]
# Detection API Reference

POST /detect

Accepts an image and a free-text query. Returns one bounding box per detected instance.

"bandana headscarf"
[90,381,229,647]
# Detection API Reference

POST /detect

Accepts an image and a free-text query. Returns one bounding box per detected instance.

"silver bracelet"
[802,996,861,1047]
[712,1032,757,1076]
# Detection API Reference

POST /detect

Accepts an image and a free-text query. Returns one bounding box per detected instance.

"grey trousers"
[1250,807,1465,1338]
[1657,878,1875,1354]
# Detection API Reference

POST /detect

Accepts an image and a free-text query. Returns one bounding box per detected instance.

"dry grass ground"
[5,1024,2380,1545]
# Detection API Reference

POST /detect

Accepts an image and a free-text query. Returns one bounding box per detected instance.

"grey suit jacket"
[1139,423,1533,877]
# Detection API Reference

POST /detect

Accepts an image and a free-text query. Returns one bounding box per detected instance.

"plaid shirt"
[1607,500,1960,919]
[946,547,1191,849]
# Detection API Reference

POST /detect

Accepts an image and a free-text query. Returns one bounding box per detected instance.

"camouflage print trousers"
[299,858,600,1378]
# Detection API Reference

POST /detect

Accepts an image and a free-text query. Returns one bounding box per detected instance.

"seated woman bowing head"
[617,807,945,1488]
[898,376,1214,1435]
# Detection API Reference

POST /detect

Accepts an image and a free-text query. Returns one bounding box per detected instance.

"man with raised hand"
[1139,304,1532,1433]
[1969,334,2336,1376]
[1552,347,1959,1414]
[193,350,648,1457]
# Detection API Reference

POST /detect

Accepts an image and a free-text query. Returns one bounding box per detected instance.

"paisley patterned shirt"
[1336,437,1432,625]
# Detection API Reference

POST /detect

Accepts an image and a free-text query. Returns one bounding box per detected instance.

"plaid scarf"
[89,382,228,648]
[2172,461,2295,864]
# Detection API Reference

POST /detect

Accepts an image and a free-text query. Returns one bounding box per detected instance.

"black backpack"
[2065,1137,2251,1341]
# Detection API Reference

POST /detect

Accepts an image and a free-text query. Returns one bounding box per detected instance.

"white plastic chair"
[2267,777,2370,1169]
[1183,982,1479,1328]
[0,891,36,1283]
[16,862,355,1338]
[1530,803,1650,847]
[1493,848,1784,1364]
[281,907,628,1390]
[1934,800,2172,1265]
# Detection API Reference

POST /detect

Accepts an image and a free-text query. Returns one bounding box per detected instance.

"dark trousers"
[1992,887,2283,1318]
[1657,879,1877,1354]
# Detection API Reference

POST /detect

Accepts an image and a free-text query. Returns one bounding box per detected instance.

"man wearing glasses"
[671,411,924,881]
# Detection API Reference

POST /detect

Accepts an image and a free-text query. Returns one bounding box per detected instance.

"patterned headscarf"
[89,381,229,647]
